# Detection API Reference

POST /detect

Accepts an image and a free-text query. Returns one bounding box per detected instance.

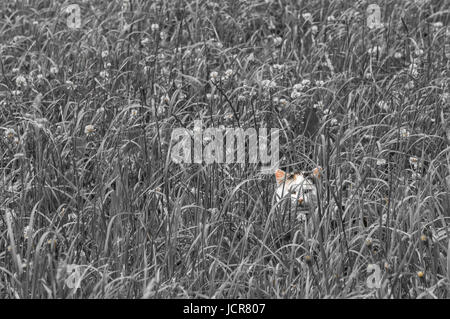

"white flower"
[302,12,313,22]
[414,48,424,56]
[364,71,372,79]
[327,15,336,22]
[394,52,402,59]
[50,65,59,75]
[141,37,150,45]
[400,127,410,138]
[101,50,109,59]
[4,128,16,139]
[210,71,219,82]
[151,23,160,32]
[237,95,246,102]
[377,100,389,112]
[11,90,22,96]
[377,158,386,166]
[315,80,325,87]
[432,21,443,32]
[408,63,419,77]
[99,70,109,79]
[291,90,302,99]
[273,37,283,46]
[330,118,338,126]
[131,109,138,117]
[261,79,276,90]
[15,75,27,87]
[12,67,20,74]
[313,101,324,109]
[216,41,223,49]
[23,226,33,239]
[311,25,318,35]
[273,64,285,71]
[224,69,233,79]
[301,79,311,87]
[368,46,381,56]
[84,124,95,136]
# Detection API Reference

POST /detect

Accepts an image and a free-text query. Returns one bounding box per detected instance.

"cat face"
[275,169,317,209]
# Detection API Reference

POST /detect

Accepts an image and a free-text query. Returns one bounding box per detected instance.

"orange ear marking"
[275,169,286,183]
[312,166,322,178]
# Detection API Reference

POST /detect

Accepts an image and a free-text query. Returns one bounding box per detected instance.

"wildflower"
[273,37,283,46]
[409,63,419,77]
[96,107,105,115]
[301,79,311,87]
[223,69,233,80]
[364,71,372,79]
[84,124,95,136]
[15,75,27,87]
[405,81,414,89]
[302,12,313,22]
[368,46,381,56]
[400,128,410,138]
[12,67,20,74]
[313,101,324,109]
[289,90,301,100]
[420,234,427,242]
[23,225,33,239]
[279,98,288,107]
[377,158,386,165]
[141,37,150,45]
[394,52,402,59]
[330,118,338,126]
[237,95,246,102]
[414,48,424,56]
[365,238,373,247]
[210,71,219,82]
[4,128,16,139]
[315,80,324,86]
[273,64,285,71]
[261,79,276,90]
[65,80,76,89]
[101,50,109,59]
[417,271,424,278]
[151,23,160,32]
[216,41,223,49]
[131,109,138,117]
[99,70,109,79]
[327,15,336,22]
[311,25,318,35]
[377,100,389,112]
[50,65,59,75]
[35,74,44,83]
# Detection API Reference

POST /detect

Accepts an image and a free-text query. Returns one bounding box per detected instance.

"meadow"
[0,0,450,298]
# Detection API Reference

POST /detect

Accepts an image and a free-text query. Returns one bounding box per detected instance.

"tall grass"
[0,0,450,298]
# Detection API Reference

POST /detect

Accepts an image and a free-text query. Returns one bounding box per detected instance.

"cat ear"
[312,166,322,179]
[275,169,286,184]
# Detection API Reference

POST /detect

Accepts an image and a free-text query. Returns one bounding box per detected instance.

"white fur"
[275,172,317,210]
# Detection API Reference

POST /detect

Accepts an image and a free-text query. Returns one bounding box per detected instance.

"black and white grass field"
[1,0,450,299]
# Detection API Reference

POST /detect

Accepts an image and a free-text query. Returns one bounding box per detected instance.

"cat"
[274,168,320,223]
